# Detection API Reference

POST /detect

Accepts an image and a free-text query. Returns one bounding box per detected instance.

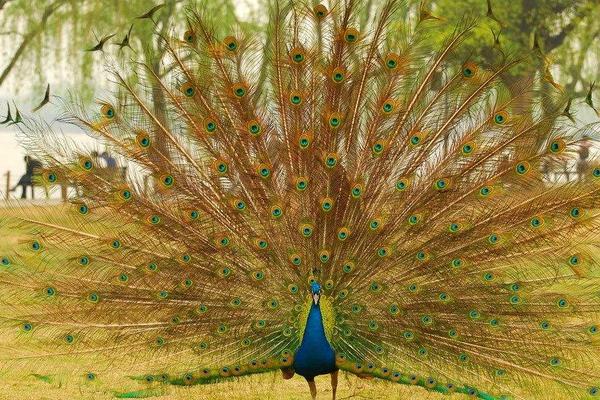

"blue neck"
[293,302,336,379]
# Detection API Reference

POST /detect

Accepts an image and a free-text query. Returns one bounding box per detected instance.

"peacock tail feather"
[1,1,600,399]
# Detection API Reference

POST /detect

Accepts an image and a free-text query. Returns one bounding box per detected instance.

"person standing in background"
[10,155,42,199]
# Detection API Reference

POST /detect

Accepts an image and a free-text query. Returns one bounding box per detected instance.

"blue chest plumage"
[293,302,336,380]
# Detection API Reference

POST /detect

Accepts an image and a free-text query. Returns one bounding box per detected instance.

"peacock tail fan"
[1,1,600,399]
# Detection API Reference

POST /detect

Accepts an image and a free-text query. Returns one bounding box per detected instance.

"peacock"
[1,1,600,399]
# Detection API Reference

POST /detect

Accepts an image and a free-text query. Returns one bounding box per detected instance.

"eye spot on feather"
[268,298,279,309]
[147,215,161,225]
[479,185,492,197]
[319,250,330,263]
[290,254,302,266]
[87,292,100,303]
[593,167,600,178]
[462,62,477,78]
[328,113,342,128]
[77,203,89,215]
[382,99,396,114]
[372,140,386,156]
[253,271,265,281]
[160,174,174,188]
[461,142,475,155]
[246,120,262,136]
[64,334,75,344]
[290,47,306,64]
[369,281,382,293]
[493,111,508,125]
[549,357,561,367]
[298,132,312,149]
[321,197,334,212]
[438,292,449,302]
[270,205,283,218]
[44,171,58,184]
[78,256,90,266]
[388,303,400,315]
[288,284,299,294]
[377,246,391,258]
[343,28,359,43]
[530,216,544,228]
[183,30,196,44]
[300,223,314,237]
[548,138,565,153]
[324,153,338,168]
[289,91,302,105]
[198,304,208,313]
[556,298,568,309]
[368,320,379,331]
[589,387,599,396]
[468,309,480,319]
[569,207,581,219]
[509,295,522,305]
[395,177,410,191]
[314,4,328,17]
[407,213,421,225]
[434,178,449,191]
[331,67,345,83]
[350,183,363,198]
[45,286,56,297]
[258,164,271,179]
[342,260,354,273]
[223,36,238,51]
[215,160,228,174]
[539,320,551,330]
[30,240,41,251]
[135,131,151,148]
[589,325,598,335]
[181,82,195,97]
[100,103,115,119]
[487,234,499,245]
[337,227,350,241]
[448,222,460,233]
[384,53,400,70]
[451,258,462,268]
[119,188,132,201]
[458,353,469,362]
[86,372,96,381]
[515,161,530,175]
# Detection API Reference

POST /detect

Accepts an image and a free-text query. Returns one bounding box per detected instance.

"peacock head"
[311,282,322,305]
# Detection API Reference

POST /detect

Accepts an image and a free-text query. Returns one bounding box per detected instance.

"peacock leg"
[307,379,317,399]
[330,370,338,400]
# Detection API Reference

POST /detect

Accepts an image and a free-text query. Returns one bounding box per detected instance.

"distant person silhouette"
[10,155,42,199]
[100,151,117,169]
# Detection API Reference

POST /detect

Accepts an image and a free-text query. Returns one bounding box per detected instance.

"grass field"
[0,204,456,400]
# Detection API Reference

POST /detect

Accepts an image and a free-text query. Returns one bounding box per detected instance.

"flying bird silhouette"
[0,102,11,124]
[85,33,116,52]
[136,3,165,22]
[114,24,134,52]
[32,84,50,112]
[585,82,598,116]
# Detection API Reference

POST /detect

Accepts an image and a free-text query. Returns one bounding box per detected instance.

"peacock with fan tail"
[1,1,600,399]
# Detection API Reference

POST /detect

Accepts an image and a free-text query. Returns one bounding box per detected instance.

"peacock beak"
[312,293,320,305]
